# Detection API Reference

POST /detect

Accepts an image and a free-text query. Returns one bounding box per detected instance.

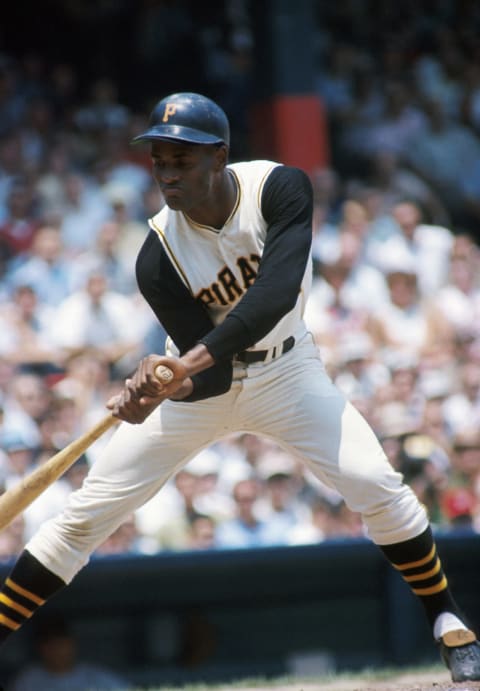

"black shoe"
[439,629,480,682]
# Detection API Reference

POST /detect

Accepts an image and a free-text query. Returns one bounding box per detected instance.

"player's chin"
[162,189,185,209]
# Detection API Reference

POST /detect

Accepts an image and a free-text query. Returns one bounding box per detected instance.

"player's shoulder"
[228,159,306,176]
[228,160,310,193]
[228,159,282,179]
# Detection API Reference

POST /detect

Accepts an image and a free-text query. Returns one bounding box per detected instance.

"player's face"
[150,140,225,213]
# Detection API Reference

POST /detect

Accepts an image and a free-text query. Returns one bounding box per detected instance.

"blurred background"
[0,0,480,688]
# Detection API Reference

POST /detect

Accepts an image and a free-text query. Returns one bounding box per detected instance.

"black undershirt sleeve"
[199,165,313,360]
[136,231,232,401]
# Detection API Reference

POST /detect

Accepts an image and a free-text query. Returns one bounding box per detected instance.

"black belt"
[235,336,295,364]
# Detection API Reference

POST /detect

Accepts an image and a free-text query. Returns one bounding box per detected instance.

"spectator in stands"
[135,467,208,552]
[366,199,454,298]
[399,433,451,529]
[374,355,424,433]
[344,79,428,164]
[20,96,56,168]
[333,331,390,404]
[305,226,388,360]
[52,353,115,428]
[57,171,111,255]
[0,181,40,256]
[0,284,64,374]
[102,182,155,269]
[433,233,480,348]
[216,478,287,549]
[7,615,130,691]
[1,372,52,449]
[70,219,138,295]
[255,451,311,534]
[73,78,130,135]
[442,360,480,438]
[187,513,217,550]
[1,430,36,488]
[418,381,455,460]
[367,250,454,367]
[0,133,26,230]
[406,97,480,227]
[1,426,69,543]
[0,514,25,564]
[34,142,75,215]
[5,225,73,306]
[461,61,480,136]
[50,268,148,378]
[314,41,358,144]
[184,450,235,523]
[440,429,480,531]
[366,150,451,227]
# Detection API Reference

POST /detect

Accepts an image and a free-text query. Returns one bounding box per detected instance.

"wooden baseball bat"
[0,365,174,532]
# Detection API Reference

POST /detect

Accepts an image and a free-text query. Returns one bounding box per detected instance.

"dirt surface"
[210,670,480,691]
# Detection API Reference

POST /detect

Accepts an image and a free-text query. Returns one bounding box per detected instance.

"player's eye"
[152,157,193,170]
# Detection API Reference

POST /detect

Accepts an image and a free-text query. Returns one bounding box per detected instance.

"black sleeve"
[136,231,232,401]
[199,165,313,360]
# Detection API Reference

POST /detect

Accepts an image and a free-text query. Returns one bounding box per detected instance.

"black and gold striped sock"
[0,550,65,643]
[379,527,461,629]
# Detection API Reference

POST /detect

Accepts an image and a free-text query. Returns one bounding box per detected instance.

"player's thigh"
[85,392,236,505]
[242,345,403,512]
[52,391,234,539]
[26,392,236,579]
[239,333,346,463]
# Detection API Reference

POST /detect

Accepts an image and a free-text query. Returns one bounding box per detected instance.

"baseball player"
[0,93,478,682]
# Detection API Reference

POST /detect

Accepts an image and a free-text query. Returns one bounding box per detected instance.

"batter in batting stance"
[0,93,479,681]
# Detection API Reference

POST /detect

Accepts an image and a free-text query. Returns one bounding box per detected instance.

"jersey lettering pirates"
[148,160,312,350]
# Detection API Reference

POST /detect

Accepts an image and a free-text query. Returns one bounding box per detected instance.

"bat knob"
[155,365,174,383]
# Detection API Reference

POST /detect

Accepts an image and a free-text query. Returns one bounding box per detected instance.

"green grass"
[126,662,447,691]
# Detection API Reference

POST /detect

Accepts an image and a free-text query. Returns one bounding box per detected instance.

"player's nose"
[157,166,181,184]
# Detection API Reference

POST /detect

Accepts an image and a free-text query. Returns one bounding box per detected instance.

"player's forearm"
[170,343,215,401]
[181,343,215,376]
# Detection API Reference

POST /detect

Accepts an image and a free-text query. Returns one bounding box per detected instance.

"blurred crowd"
[314,0,480,234]
[0,0,480,564]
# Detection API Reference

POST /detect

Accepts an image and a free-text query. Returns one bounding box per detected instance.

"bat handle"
[154,364,174,383]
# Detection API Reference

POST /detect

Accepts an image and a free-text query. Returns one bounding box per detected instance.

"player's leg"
[0,388,238,644]
[238,333,480,681]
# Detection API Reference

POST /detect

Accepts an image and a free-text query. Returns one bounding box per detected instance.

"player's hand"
[106,355,189,424]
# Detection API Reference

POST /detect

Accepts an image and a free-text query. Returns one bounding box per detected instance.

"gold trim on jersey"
[149,219,194,292]
[257,164,278,209]
[182,217,221,233]
[226,169,241,224]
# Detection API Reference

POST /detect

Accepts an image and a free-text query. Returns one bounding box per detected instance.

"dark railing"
[1,531,479,687]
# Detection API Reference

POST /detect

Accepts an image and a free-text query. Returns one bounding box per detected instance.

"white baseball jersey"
[148,160,311,354]
[137,160,313,400]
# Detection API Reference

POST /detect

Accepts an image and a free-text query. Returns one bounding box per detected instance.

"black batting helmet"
[132,92,230,147]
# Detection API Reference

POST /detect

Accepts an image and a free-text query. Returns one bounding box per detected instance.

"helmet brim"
[132,124,226,146]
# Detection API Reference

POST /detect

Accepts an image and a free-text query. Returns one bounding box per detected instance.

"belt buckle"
[264,345,277,364]
[235,336,295,365]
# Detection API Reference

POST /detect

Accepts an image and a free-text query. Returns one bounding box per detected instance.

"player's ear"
[212,143,228,170]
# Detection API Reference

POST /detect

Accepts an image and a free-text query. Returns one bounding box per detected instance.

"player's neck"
[187,170,238,230]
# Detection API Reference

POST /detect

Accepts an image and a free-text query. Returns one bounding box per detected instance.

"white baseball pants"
[27,331,428,582]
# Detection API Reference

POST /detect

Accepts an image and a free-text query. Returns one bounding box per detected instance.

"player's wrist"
[180,343,215,378]
[169,378,194,400]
